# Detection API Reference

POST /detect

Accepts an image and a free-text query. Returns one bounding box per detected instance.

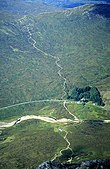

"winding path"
[0,24,80,163]
[27,26,80,162]
[51,129,74,162]
[0,16,109,165]
[63,101,80,122]
[27,27,68,99]
[0,24,84,162]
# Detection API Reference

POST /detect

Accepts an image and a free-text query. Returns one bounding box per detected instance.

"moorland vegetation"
[0,1,110,168]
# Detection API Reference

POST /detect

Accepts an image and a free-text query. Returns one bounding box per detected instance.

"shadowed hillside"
[90,4,110,18]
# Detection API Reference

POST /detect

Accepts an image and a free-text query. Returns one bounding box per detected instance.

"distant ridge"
[26,0,110,7]
[0,0,60,14]
[90,4,110,18]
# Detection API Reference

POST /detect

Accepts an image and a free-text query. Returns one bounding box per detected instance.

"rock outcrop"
[36,160,110,169]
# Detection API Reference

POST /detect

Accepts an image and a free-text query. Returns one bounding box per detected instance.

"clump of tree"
[67,86,105,106]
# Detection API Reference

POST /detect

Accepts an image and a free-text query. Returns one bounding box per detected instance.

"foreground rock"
[36,160,110,169]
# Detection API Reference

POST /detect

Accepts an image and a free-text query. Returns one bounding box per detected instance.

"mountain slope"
[0,4,110,107]
[0,0,60,15]
[0,3,110,169]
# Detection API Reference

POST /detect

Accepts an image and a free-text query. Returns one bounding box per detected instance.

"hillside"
[0,2,110,169]
[0,0,60,15]
[0,4,110,107]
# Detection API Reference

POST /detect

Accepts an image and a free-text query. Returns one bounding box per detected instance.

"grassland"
[66,122,110,163]
[0,120,67,169]
[0,100,110,168]
[66,102,110,120]
[27,4,110,92]
[0,3,110,169]
[0,4,110,107]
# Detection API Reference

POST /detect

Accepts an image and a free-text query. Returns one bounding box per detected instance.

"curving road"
[0,99,67,110]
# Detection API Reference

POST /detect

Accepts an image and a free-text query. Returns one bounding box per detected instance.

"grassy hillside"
[0,102,110,168]
[0,3,110,169]
[0,4,110,107]
[26,4,110,89]
[0,120,66,168]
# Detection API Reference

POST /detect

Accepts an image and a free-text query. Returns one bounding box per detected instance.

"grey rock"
[36,160,110,169]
